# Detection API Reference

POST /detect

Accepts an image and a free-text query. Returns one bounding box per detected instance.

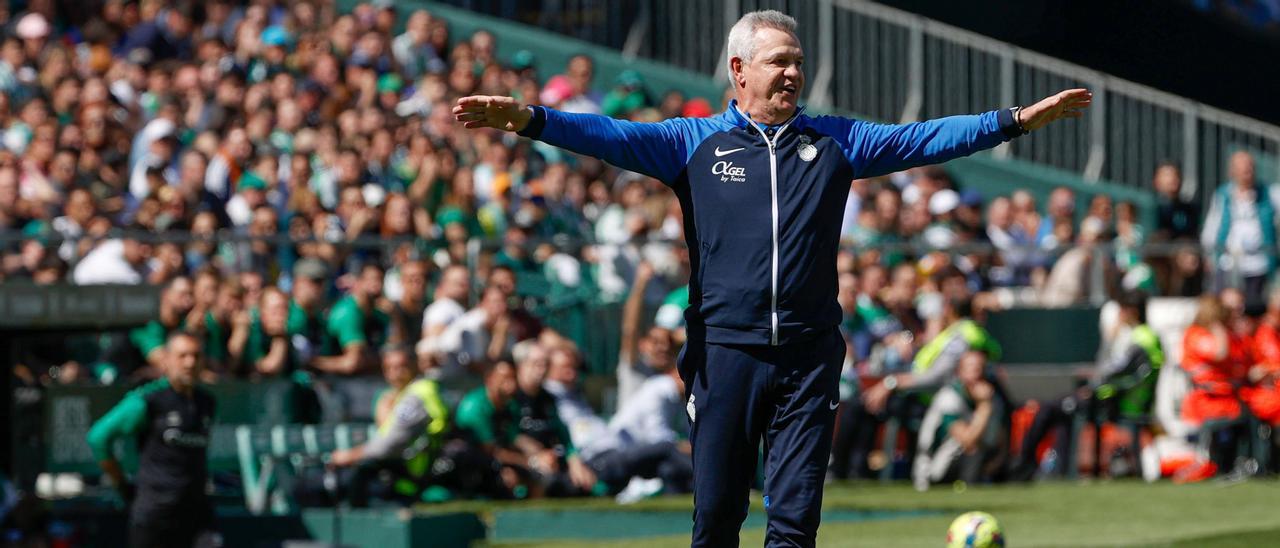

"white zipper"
[741,112,794,346]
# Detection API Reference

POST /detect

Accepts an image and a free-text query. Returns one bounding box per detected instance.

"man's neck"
[170,380,194,398]
[735,98,793,126]
[161,308,181,328]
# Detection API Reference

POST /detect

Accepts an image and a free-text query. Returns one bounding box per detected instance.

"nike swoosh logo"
[829,400,840,410]
[714,147,745,157]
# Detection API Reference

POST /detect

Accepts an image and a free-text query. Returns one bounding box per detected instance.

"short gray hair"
[725,10,798,79]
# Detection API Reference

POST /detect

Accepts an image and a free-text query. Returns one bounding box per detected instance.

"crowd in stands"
[1,0,1275,505]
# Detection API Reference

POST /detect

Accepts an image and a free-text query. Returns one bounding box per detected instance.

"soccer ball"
[946,511,1005,548]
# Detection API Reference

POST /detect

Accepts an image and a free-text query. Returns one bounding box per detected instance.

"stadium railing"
[419,0,1280,212]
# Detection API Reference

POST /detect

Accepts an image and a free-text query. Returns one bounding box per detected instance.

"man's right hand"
[453,96,532,132]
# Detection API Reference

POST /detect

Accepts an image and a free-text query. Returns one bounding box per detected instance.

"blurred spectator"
[511,340,596,496]
[617,262,676,406]
[1010,291,1164,480]
[314,263,388,375]
[1179,294,1258,467]
[543,344,608,450]
[435,285,516,378]
[386,259,429,346]
[320,347,450,507]
[912,350,1006,490]
[1152,162,1200,241]
[453,360,531,498]
[233,286,302,378]
[289,258,330,366]
[420,264,470,346]
[579,346,693,501]
[129,275,194,376]
[72,235,150,285]
[862,297,1001,414]
[1041,217,1106,307]
[1201,151,1279,308]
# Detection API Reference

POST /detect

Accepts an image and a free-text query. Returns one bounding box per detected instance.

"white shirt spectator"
[421,297,465,335]
[582,374,684,460]
[544,379,608,450]
[72,240,144,285]
[433,308,514,378]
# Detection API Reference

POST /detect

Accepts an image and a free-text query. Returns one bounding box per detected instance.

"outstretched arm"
[822,89,1092,179]
[453,96,704,184]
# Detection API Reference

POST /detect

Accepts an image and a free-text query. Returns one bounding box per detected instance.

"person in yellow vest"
[1009,291,1164,480]
[862,297,1002,414]
[324,346,449,506]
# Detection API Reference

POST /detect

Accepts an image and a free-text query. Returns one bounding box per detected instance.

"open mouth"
[780,85,797,97]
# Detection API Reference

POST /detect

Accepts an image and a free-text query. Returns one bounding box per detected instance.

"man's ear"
[730,57,744,87]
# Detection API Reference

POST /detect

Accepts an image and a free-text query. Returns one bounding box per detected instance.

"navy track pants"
[679,327,845,547]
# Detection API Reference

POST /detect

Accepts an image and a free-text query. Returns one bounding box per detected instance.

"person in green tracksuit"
[87,332,217,548]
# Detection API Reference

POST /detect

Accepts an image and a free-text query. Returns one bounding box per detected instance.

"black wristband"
[998,107,1027,139]
[516,105,546,139]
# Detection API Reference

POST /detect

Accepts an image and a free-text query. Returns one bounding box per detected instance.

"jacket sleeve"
[86,392,147,462]
[361,393,430,461]
[518,106,707,185]
[816,109,1023,179]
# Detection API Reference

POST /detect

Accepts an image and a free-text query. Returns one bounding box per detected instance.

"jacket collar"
[720,99,806,130]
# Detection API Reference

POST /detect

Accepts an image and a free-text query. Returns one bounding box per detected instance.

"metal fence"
[437,0,1280,211]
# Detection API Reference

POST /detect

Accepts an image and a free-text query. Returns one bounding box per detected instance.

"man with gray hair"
[455,10,1090,546]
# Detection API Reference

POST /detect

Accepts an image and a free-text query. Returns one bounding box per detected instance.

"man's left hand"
[1018,89,1093,132]
[567,456,597,491]
[329,448,359,468]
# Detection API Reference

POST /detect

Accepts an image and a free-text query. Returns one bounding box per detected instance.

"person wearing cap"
[226,170,269,228]
[922,188,961,249]
[288,258,332,367]
[376,73,405,111]
[14,13,50,59]
[251,26,293,83]
[954,189,988,242]
[601,70,651,118]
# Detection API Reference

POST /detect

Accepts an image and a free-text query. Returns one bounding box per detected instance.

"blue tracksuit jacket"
[519,101,1022,346]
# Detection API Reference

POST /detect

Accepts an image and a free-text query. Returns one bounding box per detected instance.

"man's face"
[487,363,518,404]
[1230,153,1255,189]
[359,268,384,300]
[166,278,195,317]
[1153,166,1181,197]
[441,267,470,302]
[489,269,516,296]
[547,349,579,385]
[957,351,985,386]
[400,262,427,304]
[517,345,549,394]
[194,274,219,308]
[382,351,415,388]
[293,276,322,309]
[642,327,675,371]
[735,27,804,117]
[262,290,289,334]
[166,335,203,391]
